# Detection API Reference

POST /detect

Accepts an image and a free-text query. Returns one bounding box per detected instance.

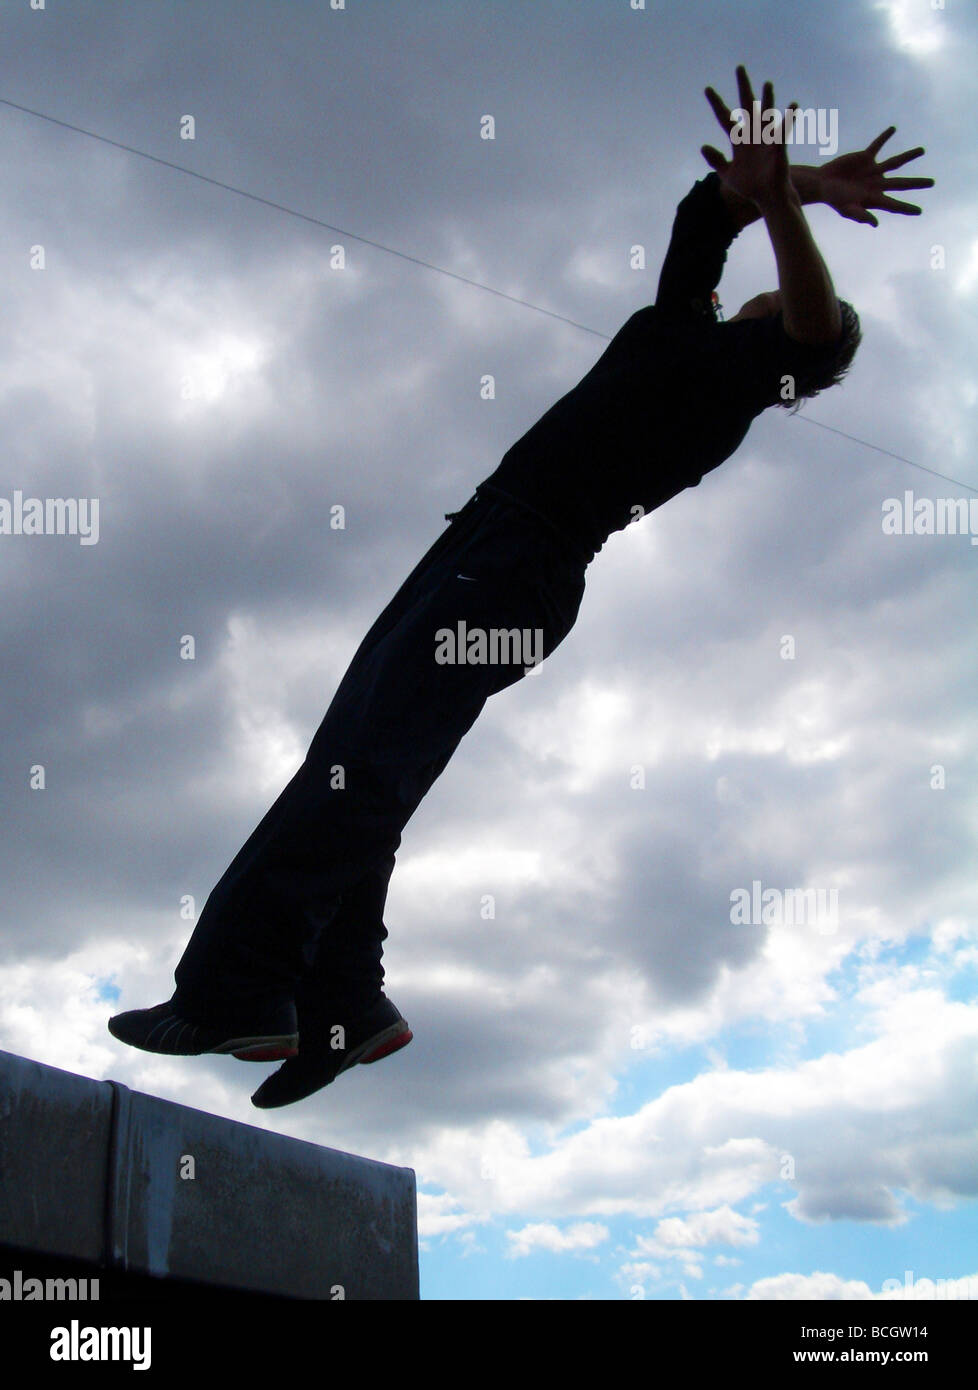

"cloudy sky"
[1,0,976,1303]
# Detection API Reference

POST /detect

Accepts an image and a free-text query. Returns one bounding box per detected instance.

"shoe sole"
[220,1035,299,1062]
[108,1007,298,1060]
[250,1021,412,1109]
[358,1021,413,1066]
[236,1019,411,1067]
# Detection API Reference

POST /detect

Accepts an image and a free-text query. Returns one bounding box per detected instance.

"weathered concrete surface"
[0,1052,111,1263]
[0,1050,418,1299]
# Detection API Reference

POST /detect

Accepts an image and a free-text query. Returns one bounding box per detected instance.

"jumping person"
[109,69,933,1107]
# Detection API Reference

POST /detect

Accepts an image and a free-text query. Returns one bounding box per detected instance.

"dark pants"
[172,490,588,1023]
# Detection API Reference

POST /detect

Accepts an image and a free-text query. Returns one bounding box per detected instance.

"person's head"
[726,293,862,412]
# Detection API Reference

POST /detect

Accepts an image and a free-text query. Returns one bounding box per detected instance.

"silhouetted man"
[109,69,932,1107]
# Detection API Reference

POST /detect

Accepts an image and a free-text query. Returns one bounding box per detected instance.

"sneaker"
[250,994,412,1109]
[107,997,299,1061]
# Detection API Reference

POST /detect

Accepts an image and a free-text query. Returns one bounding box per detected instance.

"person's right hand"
[701,65,799,210]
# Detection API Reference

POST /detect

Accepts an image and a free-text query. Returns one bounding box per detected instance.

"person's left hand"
[815,129,935,226]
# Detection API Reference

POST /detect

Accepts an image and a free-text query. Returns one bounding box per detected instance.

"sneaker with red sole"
[250,994,411,1109]
[107,997,299,1061]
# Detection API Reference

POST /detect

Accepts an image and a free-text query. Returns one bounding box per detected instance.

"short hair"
[777,299,862,413]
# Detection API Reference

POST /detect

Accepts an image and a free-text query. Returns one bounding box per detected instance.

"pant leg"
[173,497,485,913]
[301,852,395,1014]
[173,494,586,1018]
[170,498,484,1016]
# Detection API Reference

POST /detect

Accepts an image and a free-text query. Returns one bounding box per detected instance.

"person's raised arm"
[756,184,842,344]
[700,67,841,344]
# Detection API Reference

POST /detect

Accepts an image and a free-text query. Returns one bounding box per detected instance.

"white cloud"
[619,1261,663,1290]
[416,1191,488,1239]
[743,1270,875,1300]
[735,1268,978,1301]
[506,1221,609,1259]
[646,1206,760,1251]
[873,0,947,56]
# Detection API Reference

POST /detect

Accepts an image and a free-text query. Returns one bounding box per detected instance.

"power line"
[793,415,978,494]
[2,95,974,497]
[0,97,605,340]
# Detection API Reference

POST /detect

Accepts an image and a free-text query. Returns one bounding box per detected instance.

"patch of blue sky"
[611,1041,716,1112]
[422,1191,978,1301]
[420,1221,611,1301]
[701,1184,978,1300]
[944,963,978,1004]
[612,1016,847,1113]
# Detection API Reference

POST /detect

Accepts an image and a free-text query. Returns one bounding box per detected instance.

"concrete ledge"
[0,1050,418,1299]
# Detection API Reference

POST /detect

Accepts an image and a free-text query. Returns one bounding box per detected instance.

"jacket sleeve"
[654,171,741,321]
